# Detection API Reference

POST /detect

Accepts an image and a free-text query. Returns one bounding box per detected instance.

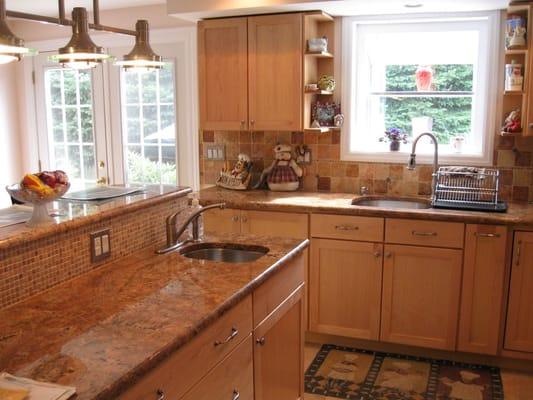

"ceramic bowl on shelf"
[6,183,70,227]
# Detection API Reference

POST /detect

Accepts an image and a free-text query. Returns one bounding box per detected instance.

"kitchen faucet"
[156,202,226,254]
[407,132,439,201]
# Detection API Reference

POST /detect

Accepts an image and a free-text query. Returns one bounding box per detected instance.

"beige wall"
[10,4,192,42]
[0,62,22,208]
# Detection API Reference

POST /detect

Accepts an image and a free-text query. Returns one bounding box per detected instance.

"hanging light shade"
[0,0,31,64]
[115,20,163,70]
[52,7,110,69]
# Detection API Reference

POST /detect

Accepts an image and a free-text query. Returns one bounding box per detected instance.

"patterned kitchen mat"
[305,344,503,400]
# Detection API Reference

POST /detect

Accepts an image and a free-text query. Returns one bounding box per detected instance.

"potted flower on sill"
[380,128,408,151]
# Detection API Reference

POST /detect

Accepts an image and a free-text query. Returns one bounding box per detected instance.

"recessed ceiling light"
[405,2,423,8]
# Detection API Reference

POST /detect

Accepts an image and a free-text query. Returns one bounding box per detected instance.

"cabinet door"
[248,14,303,131]
[241,210,308,239]
[505,231,533,352]
[203,208,241,235]
[381,245,462,350]
[309,239,383,340]
[180,335,253,400]
[198,18,248,131]
[458,225,507,355]
[254,285,304,400]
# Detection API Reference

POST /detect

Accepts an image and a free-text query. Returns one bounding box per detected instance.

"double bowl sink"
[179,196,430,263]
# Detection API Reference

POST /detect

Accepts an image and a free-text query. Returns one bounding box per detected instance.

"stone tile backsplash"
[200,130,533,202]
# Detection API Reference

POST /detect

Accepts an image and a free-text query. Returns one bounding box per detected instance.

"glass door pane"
[120,63,177,185]
[44,68,97,184]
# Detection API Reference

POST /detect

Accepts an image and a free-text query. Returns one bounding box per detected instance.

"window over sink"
[341,12,501,165]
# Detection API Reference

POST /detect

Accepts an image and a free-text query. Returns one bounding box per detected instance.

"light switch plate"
[90,229,111,263]
[204,144,225,160]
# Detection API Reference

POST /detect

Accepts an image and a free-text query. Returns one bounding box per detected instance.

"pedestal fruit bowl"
[6,170,70,227]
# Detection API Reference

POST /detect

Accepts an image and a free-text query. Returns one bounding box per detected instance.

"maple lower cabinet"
[254,285,304,400]
[203,208,242,235]
[198,13,303,131]
[198,18,248,131]
[248,14,303,131]
[309,238,383,340]
[458,225,507,355]
[381,244,463,351]
[505,231,533,352]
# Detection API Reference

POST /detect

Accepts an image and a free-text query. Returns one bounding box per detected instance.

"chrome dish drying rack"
[431,167,508,212]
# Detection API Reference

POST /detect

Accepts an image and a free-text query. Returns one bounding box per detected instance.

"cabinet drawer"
[311,214,384,242]
[242,210,308,239]
[119,296,252,400]
[253,252,304,327]
[180,335,253,400]
[385,219,464,249]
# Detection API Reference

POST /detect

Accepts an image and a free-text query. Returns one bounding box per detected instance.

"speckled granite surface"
[0,185,192,251]
[0,234,308,400]
[198,186,533,226]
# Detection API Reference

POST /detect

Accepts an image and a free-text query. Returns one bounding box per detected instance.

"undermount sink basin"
[351,196,431,210]
[180,243,269,263]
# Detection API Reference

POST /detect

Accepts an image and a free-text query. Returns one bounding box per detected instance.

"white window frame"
[340,11,502,166]
[21,26,199,190]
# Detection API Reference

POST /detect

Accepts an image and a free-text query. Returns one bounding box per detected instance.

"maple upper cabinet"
[248,14,303,131]
[381,244,463,351]
[198,14,303,131]
[505,231,533,353]
[198,18,248,131]
[458,225,507,355]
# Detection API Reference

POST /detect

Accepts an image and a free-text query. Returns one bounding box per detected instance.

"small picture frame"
[312,101,341,127]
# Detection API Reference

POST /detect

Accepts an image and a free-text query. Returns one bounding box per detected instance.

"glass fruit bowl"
[6,183,70,227]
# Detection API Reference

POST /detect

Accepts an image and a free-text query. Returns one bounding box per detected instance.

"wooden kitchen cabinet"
[505,231,533,352]
[198,18,248,131]
[381,244,462,351]
[254,285,304,400]
[310,238,383,340]
[198,13,303,131]
[248,14,303,131]
[203,208,241,235]
[458,225,507,355]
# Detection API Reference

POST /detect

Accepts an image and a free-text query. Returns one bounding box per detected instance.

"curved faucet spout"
[407,132,439,201]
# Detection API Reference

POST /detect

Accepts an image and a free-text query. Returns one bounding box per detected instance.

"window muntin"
[120,63,177,185]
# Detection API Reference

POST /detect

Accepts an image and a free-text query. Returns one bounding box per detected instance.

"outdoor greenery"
[383,64,473,144]
[126,150,177,185]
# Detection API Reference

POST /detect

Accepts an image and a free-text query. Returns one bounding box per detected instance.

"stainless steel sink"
[351,196,431,210]
[180,243,269,263]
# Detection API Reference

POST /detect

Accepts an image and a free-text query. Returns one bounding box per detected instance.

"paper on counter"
[0,373,75,400]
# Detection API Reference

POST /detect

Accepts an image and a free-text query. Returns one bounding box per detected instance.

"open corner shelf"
[304,126,340,133]
[500,130,522,136]
[503,90,524,96]
[305,51,334,58]
[304,11,334,22]
[304,89,334,95]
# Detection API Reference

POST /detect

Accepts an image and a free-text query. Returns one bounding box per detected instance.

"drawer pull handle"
[256,337,266,346]
[516,241,522,266]
[335,225,359,231]
[474,232,501,238]
[214,327,238,347]
[156,389,165,400]
[411,230,437,237]
[374,252,382,258]
[232,390,240,400]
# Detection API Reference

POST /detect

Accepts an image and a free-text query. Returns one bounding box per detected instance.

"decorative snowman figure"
[255,144,303,191]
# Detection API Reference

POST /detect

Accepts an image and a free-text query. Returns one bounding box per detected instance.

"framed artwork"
[312,101,341,127]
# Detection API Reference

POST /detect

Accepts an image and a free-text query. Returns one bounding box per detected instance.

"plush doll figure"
[255,144,303,191]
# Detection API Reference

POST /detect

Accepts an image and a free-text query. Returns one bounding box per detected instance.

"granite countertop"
[0,234,308,399]
[0,185,192,251]
[198,186,533,226]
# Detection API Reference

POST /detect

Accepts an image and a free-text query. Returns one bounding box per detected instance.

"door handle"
[232,390,240,400]
[474,232,501,238]
[156,389,165,400]
[214,327,238,347]
[411,230,437,237]
[516,241,522,266]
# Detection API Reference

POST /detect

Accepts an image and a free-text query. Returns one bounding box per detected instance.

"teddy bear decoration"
[216,153,253,190]
[254,144,303,191]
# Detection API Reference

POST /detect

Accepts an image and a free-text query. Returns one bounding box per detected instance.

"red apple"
[36,171,57,188]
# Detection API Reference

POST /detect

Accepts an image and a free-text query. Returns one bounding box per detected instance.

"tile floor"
[304,343,533,400]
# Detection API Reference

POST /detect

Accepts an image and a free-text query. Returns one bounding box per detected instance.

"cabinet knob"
[232,215,239,222]
[156,389,165,400]
[256,337,266,346]
[241,216,248,223]
[384,252,392,258]
[374,252,382,258]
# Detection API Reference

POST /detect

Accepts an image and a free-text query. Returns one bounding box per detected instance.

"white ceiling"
[5,0,166,16]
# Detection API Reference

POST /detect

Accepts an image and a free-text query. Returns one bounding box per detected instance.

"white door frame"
[23,26,199,189]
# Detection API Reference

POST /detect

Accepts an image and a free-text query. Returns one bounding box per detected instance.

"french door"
[34,52,108,187]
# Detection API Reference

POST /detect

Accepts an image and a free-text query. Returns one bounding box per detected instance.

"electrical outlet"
[90,229,111,263]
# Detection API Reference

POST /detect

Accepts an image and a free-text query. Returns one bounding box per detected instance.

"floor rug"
[305,344,504,400]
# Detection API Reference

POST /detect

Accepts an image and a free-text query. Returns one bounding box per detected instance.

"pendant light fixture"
[115,20,164,71]
[0,0,31,64]
[51,7,110,70]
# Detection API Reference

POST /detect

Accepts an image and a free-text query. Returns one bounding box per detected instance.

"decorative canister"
[505,62,523,92]
[317,75,335,91]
